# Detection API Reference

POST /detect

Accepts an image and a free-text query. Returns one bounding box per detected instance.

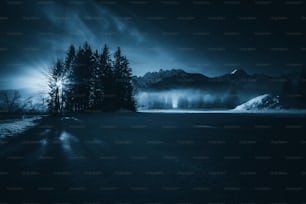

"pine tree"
[65,45,76,71]
[89,50,101,110]
[113,47,136,111]
[48,60,64,115]
[47,42,136,113]
[84,42,94,111]
[63,44,76,112]
[100,44,114,110]
[71,42,92,112]
[70,47,83,112]
[113,47,124,109]
[121,56,136,111]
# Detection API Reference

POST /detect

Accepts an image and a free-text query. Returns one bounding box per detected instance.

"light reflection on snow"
[39,129,50,146]
[59,131,79,154]
[40,138,48,146]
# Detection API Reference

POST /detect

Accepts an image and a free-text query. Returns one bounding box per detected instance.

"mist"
[135,89,243,110]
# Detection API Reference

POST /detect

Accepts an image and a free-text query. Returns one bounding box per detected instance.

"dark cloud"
[0,0,306,90]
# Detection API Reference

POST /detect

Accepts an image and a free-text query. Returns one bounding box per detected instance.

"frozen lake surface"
[0,113,305,203]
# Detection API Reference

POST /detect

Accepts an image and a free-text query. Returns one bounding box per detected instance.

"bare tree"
[0,90,21,113]
[21,96,34,111]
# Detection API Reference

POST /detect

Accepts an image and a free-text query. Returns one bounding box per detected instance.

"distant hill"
[132,68,286,95]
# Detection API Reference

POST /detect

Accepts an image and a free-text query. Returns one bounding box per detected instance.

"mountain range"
[132,68,294,92]
[132,68,303,109]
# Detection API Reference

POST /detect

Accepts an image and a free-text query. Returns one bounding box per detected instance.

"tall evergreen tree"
[63,44,76,112]
[64,45,76,71]
[71,42,92,111]
[120,56,136,110]
[113,47,124,108]
[48,60,64,115]
[89,50,101,109]
[113,47,136,111]
[100,44,114,110]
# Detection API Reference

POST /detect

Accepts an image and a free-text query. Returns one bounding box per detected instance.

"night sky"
[0,0,306,90]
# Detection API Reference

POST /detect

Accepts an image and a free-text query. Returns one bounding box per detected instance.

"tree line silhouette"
[48,42,136,115]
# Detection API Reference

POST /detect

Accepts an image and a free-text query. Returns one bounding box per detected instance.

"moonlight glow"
[15,68,49,93]
[56,79,63,90]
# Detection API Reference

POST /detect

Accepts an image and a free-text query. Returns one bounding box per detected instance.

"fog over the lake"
[135,89,248,110]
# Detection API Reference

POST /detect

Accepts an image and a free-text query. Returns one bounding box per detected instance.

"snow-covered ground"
[234,94,281,111]
[0,116,42,139]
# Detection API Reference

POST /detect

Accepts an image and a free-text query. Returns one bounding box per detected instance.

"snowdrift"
[234,94,281,111]
[0,116,42,139]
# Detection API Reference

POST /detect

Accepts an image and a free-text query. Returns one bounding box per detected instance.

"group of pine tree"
[48,42,136,115]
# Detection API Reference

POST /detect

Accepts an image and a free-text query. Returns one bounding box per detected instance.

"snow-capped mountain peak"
[230,69,248,76]
[231,69,238,75]
[133,69,195,89]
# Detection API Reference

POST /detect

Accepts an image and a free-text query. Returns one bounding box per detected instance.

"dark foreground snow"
[0,113,305,203]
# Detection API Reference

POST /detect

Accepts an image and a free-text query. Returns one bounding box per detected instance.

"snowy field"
[0,116,42,139]
[0,112,306,203]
